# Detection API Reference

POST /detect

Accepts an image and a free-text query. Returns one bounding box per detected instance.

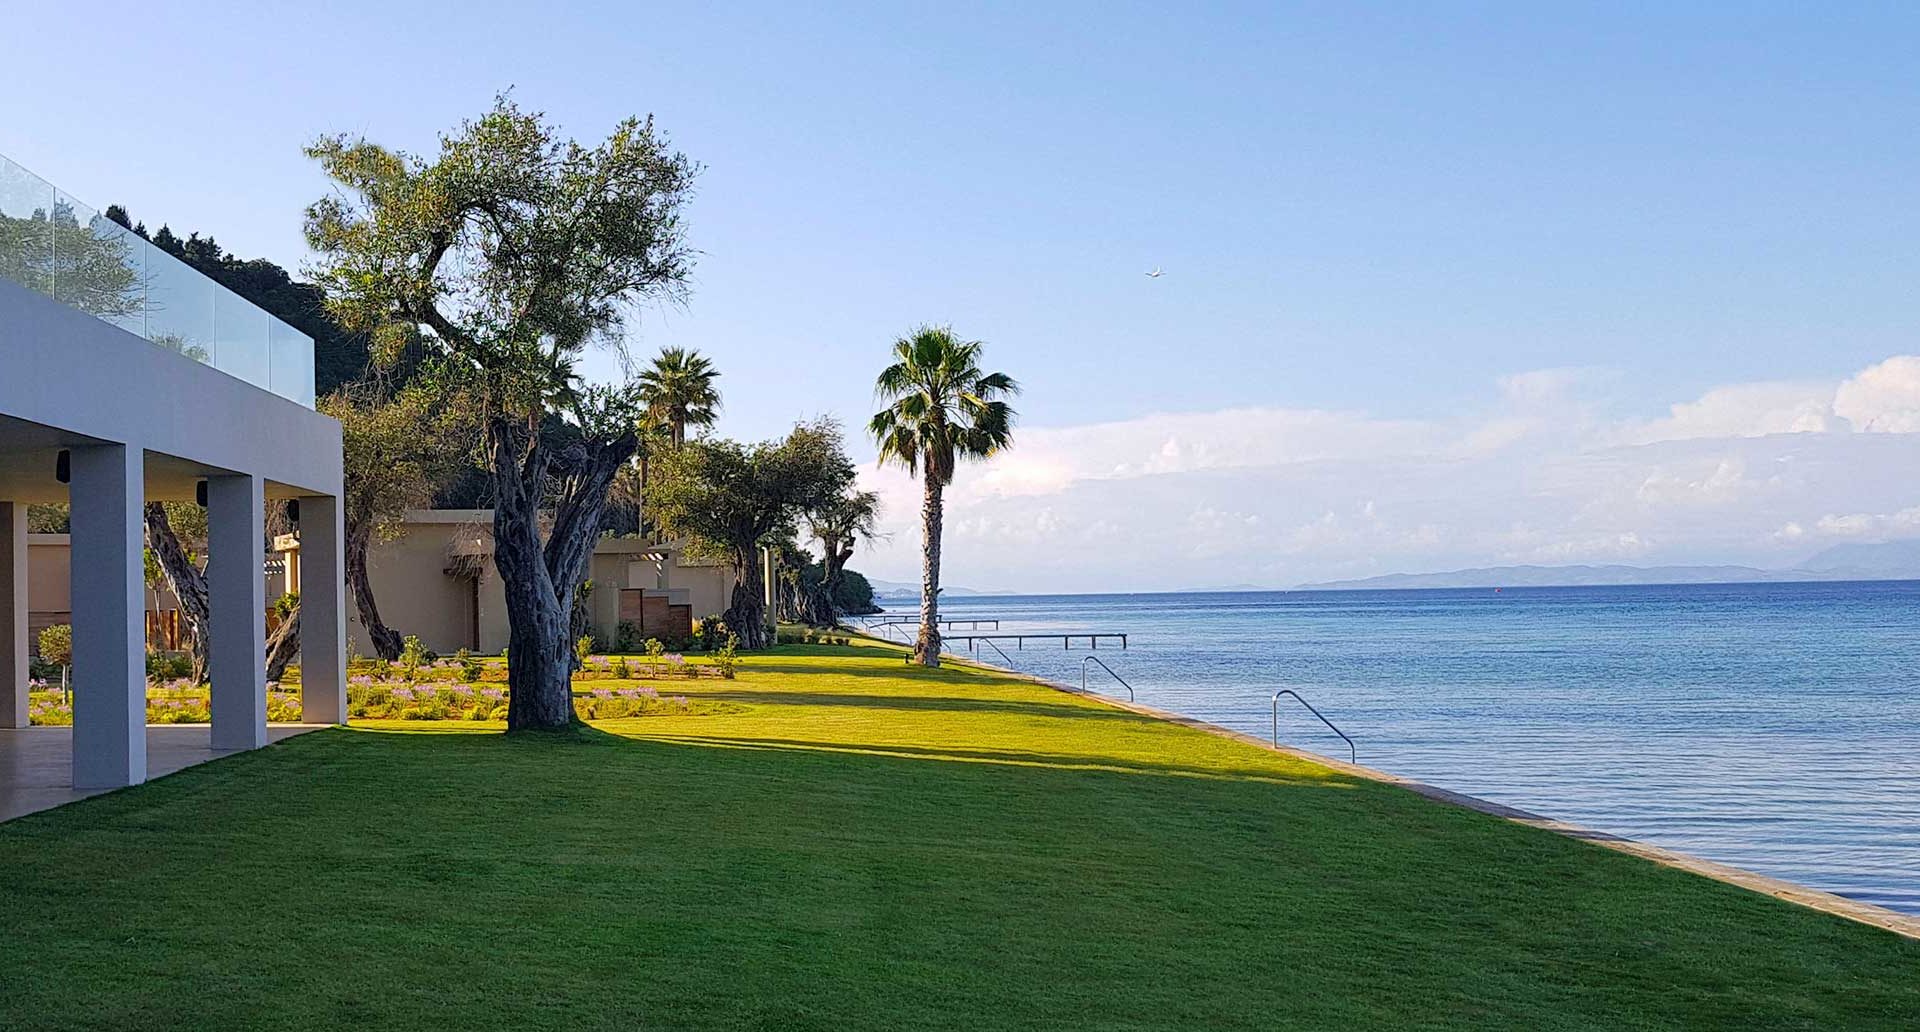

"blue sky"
[7,3,1920,590]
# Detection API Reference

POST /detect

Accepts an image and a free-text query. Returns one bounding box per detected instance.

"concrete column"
[70,444,146,789]
[208,475,267,751]
[0,502,27,728]
[762,546,776,636]
[300,494,347,724]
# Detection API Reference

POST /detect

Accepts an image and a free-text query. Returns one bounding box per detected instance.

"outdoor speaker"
[287,499,300,526]
[195,480,209,507]
[55,450,70,484]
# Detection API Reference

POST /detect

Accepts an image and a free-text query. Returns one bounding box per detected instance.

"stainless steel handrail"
[976,637,1019,669]
[1270,690,1355,764]
[1080,655,1135,701]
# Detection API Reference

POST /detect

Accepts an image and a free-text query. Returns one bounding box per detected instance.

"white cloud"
[1834,355,1920,433]
[851,355,1920,592]
[1805,505,1920,539]
[1613,381,1839,445]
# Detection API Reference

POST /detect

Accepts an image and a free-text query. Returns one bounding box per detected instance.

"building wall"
[676,562,733,619]
[347,512,740,656]
[347,519,488,657]
[0,278,342,503]
[26,533,187,652]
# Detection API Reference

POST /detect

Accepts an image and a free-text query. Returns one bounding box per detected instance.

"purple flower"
[593,688,613,699]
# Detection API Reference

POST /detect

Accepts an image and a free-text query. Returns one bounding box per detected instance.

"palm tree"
[637,346,721,448]
[870,326,1018,666]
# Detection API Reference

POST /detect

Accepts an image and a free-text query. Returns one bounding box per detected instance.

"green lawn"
[1,640,1914,1030]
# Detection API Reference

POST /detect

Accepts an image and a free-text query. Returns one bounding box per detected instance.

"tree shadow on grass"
[739,661,1018,686]
[686,688,1152,722]
[609,730,1352,787]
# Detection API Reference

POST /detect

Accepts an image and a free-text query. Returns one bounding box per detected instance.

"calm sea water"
[876,582,1920,915]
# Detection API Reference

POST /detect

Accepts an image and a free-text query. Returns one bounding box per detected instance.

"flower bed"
[27,685,305,726]
[24,677,715,725]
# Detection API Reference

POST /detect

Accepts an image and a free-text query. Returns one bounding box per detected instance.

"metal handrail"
[975,637,1019,669]
[1080,655,1135,701]
[1271,690,1355,764]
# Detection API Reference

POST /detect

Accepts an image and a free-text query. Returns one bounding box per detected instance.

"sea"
[872,582,1920,916]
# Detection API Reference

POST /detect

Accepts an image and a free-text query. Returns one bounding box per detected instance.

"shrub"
[715,635,739,680]
[399,635,427,682]
[145,651,193,680]
[454,648,484,683]
[574,635,595,668]
[611,656,631,679]
[694,616,727,653]
[615,620,643,653]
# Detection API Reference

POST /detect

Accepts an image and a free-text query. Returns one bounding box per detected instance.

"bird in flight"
[1146,266,1164,278]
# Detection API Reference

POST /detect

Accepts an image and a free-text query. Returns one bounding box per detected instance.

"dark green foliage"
[836,568,878,615]
[105,205,377,394]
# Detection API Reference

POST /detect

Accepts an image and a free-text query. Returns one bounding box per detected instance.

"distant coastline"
[871,539,1920,597]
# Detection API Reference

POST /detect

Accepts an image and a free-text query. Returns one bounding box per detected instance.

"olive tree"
[646,420,855,649]
[804,488,880,627]
[304,97,697,730]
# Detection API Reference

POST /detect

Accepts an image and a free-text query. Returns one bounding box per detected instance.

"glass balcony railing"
[0,152,315,408]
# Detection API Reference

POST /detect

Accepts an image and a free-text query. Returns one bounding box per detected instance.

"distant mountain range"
[1297,540,1920,591]
[867,578,1001,598]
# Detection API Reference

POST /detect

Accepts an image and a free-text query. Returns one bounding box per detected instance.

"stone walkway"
[0,724,328,823]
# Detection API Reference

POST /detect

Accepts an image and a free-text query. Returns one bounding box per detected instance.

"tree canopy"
[637,346,721,447]
[647,419,856,647]
[303,96,700,729]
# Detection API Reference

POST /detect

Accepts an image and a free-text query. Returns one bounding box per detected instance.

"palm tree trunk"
[915,477,943,667]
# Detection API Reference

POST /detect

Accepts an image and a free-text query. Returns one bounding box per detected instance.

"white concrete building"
[1,152,345,795]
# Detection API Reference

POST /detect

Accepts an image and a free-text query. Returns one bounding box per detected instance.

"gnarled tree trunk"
[346,520,404,661]
[915,478,943,667]
[266,604,299,683]
[488,416,636,731]
[723,547,771,649]
[814,535,854,627]
[144,503,211,682]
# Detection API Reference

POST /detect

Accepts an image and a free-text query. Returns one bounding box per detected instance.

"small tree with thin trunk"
[646,420,855,649]
[870,326,1018,667]
[304,96,697,730]
[322,382,479,660]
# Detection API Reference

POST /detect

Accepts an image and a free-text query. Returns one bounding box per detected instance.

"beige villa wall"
[349,513,740,657]
[27,521,744,659]
[28,534,183,641]
[348,521,491,657]
[675,563,732,619]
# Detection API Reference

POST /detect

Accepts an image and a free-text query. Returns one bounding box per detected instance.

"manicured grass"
[0,640,1914,1030]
